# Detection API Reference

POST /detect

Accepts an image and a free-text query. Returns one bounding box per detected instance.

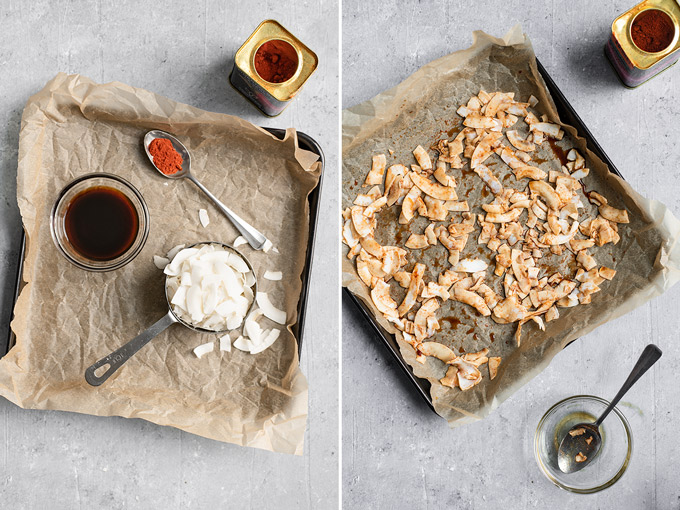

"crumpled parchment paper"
[5,73,322,455]
[342,27,680,426]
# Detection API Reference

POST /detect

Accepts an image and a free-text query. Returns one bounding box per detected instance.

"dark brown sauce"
[442,317,461,329]
[65,186,138,261]
[466,327,475,335]
[490,333,496,343]
[548,139,568,166]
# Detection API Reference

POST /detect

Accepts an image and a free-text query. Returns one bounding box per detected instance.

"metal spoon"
[143,130,268,251]
[84,242,257,386]
[557,344,662,473]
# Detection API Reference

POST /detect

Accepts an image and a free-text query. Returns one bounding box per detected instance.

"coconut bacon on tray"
[342,90,630,392]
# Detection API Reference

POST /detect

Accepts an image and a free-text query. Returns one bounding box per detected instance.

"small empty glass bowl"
[50,173,150,272]
[534,395,632,493]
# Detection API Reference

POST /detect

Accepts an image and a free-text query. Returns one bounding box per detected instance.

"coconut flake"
[193,341,214,358]
[199,209,210,228]
[165,244,254,331]
[244,309,264,343]
[153,255,170,270]
[165,244,186,260]
[454,258,489,273]
[256,292,287,325]
[263,270,283,281]
[233,335,254,352]
[250,329,280,354]
[233,236,247,247]
[262,239,274,253]
[219,334,231,352]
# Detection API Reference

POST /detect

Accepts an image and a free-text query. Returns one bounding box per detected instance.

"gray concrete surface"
[342,1,680,509]
[0,1,338,509]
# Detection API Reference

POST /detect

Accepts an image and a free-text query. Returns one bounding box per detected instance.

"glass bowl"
[50,173,150,272]
[534,395,632,493]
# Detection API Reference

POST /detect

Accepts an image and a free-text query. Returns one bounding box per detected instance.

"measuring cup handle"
[85,311,177,386]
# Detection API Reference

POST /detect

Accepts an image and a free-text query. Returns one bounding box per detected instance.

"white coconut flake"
[250,329,280,354]
[233,236,247,247]
[153,255,170,270]
[166,244,186,260]
[263,270,283,281]
[244,309,264,343]
[165,244,254,331]
[256,292,287,325]
[453,258,489,273]
[193,341,214,358]
[199,209,210,228]
[262,239,273,253]
[219,334,231,352]
[233,335,254,352]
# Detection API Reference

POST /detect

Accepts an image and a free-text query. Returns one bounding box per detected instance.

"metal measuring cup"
[84,242,257,386]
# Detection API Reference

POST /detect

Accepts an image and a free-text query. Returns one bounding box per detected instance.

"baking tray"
[3,127,324,362]
[343,58,625,412]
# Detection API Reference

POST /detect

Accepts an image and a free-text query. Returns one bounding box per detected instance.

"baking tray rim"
[3,127,325,363]
[342,57,625,412]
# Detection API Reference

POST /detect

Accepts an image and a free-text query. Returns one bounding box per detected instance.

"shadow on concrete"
[564,32,622,90]
[342,294,438,419]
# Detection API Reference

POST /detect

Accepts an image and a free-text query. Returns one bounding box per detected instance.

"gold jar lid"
[612,0,680,69]
[234,19,318,102]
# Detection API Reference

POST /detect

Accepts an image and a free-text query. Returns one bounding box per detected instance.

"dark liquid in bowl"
[65,186,138,261]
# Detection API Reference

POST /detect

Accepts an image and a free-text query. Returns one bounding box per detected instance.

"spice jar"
[230,20,318,116]
[605,0,680,88]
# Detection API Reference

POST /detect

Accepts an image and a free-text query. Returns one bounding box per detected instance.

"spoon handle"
[595,344,662,426]
[84,311,177,386]
[188,175,268,251]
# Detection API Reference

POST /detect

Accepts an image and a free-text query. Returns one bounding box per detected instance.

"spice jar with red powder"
[605,0,680,87]
[230,20,318,116]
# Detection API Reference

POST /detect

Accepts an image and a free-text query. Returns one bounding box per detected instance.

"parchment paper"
[5,73,322,455]
[342,27,680,426]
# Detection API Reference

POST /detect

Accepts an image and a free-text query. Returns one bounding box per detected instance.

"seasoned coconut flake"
[343,89,630,393]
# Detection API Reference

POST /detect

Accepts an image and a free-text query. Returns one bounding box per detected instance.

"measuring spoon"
[143,130,268,251]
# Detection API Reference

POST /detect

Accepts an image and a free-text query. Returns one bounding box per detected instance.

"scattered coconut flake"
[256,292,287,325]
[263,270,283,281]
[233,335,254,352]
[219,334,231,352]
[165,244,186,261]
[193,341,214,358]
[199,209,210,228]
[454,258,489,273]
[250,329,281,354]
[153,255,170,270]
[233,236,247,247]
[272,246,280,254]
[244,309,264,343]
[262,239,274,253]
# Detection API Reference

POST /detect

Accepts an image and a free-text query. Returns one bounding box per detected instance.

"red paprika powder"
[631,9,675,53]
[148,138,183,175]
[254,40,299,83]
